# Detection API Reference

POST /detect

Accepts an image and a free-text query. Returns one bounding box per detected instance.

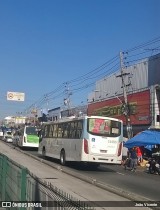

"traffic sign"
[7,91,25,101]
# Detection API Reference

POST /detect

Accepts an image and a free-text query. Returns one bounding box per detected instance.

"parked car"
[0,129,3,139]
[4,131,13,143]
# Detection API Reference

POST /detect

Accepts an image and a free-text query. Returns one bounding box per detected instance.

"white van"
[4,131,13,143]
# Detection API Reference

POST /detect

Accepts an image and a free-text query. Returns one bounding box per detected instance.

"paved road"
[26,149,160,201]
[82,164,160,201]
[0,141,153,210]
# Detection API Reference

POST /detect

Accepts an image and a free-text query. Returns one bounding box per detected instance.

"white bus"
[38,115,123,166]
[13,125,39,148]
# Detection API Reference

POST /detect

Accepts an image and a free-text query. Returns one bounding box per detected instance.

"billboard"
[7,91,25,101]
[87,90,151,125]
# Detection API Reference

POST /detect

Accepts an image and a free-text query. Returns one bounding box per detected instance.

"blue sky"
[0,0,159,120]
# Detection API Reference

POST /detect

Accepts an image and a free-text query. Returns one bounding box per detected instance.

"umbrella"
[124,130,160,148]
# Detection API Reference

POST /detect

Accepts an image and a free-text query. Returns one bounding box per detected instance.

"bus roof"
[41,115,123,125]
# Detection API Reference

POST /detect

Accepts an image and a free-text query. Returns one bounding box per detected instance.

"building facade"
[87,53,160,137]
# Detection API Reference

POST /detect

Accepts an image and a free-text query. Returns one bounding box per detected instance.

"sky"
[0,0,159,120]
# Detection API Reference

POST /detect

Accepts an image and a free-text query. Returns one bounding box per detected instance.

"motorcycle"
[146,158,160,175]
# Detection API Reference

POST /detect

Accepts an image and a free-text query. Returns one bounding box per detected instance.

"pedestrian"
[122,137,128,165]
[129,147,138,172]
[136,146,143,164]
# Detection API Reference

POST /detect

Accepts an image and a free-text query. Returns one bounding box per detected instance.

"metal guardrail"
[0,153,94,210]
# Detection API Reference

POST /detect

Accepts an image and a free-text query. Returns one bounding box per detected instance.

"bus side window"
[74,122,78,138]
[76,121,83,139]
[69,122,76,138]
[63,122,70,138]
[49,124,54,138]
[58,124,63,138]
[38,129,43,142]
[40,126,44,138]
[44,125,48,137]
[76,130,81,139]
[53,124,58,137]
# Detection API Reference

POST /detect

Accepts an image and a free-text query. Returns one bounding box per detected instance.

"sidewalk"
[0,142,151,210]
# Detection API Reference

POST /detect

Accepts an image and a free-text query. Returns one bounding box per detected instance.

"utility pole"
[117,51,133,139]
[64,82,72,116]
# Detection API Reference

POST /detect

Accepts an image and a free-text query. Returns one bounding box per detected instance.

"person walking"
[129,147,138,172]
[136,146,143,164]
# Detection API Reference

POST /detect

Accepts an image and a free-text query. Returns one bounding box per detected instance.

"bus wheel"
[60,150,66,165]
[42,147,46,159]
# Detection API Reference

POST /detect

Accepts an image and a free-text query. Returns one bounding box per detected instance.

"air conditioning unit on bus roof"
[59,116,77,121]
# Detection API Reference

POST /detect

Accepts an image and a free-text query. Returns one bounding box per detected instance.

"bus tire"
[60,150,66,165]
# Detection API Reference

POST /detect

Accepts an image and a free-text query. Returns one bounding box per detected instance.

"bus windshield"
[26,127,37,135]
[88,118,121,137]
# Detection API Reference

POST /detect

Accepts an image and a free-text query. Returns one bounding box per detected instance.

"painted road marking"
[116,172,125,175]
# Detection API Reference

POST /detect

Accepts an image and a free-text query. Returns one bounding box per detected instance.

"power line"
[67,55,119,84]
[23,57,120,112]
[125,36,160,53]
[22,36,160,115]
